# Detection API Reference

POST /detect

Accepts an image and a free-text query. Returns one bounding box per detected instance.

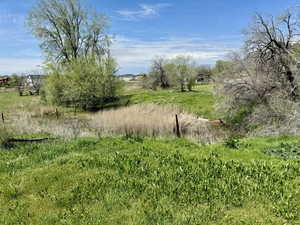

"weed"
[224,136,241,149]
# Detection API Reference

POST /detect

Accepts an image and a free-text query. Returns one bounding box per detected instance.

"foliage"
[265,142,300,160]
[1,136,300,224]
[211,60,232,76]
[168,55,198,92]
[42,55,121,110]
[147,55,198,92]
[224,136,241,149]
[215,9,300,133]
[147,57,170,89]
[27,0,110,63]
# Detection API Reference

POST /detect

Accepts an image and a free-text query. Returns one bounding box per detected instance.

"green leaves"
[43,55,121,110]
[265,142,300,160]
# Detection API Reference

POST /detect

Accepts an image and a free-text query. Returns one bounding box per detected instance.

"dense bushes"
[42,56,122,110]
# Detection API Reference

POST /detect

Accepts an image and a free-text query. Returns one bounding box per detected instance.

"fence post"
[55,108,59,119]
[175,114,181,138]
[1,112,4,123]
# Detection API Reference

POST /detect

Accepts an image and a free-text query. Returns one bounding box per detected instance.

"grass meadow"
[1,136,300,224]
[1,85,300,224]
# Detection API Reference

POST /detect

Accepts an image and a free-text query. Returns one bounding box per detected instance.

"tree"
[212,60,231,76]
[28,0,121,110]
[215,9,300,132]
[148,57,170,89]
[43,55,121,110]
[27,0,110,63]
[147,55,198,91]
[245,11,300,100]
[169,55,198,92]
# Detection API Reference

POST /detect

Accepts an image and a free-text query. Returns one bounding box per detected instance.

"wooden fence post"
[55,108,59,119]
[175,114,181,138]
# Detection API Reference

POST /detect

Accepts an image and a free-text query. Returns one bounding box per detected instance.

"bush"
[42,55,122,110]
[224,136,241,149]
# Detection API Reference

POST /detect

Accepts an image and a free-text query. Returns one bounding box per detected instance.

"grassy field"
[1,136,300,224]
[102,84,216,119]
[124,84,216,119]
[0,91,39,113]
[2,86,300,224]
[0,84,215,118]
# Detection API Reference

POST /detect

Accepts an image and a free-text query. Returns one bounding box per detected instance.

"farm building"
[118,74,145,82]
[0,77,10,86]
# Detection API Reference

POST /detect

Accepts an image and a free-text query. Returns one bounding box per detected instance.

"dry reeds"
[6,109,92,139]
[90,104,227,144]
[3,103,227,144]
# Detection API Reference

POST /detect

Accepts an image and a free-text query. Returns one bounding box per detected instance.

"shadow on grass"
[94,95,133,112]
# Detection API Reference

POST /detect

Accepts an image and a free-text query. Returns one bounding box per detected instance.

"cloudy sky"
[0,0,299,74]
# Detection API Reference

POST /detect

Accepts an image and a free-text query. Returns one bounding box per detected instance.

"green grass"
[0,85,216,119]
[1,136,300,224]
[119,84,216,119]
[0,91,39,113]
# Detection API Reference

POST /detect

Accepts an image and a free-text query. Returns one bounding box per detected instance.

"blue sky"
[0,0,299,74]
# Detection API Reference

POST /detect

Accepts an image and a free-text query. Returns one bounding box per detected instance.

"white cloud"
[0,58,43,74]
[0,35,241,75]
[111,36,240,74]
[116,3,171,20]
[0,12,25,25]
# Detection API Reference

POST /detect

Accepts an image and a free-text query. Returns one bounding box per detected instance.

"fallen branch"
[6,137,56,143]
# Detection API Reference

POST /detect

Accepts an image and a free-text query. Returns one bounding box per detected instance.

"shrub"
[43,55,122,110]
[224,136,241,149]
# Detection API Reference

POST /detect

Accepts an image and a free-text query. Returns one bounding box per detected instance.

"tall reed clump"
[7,108,93,139]
[90,103,227,144]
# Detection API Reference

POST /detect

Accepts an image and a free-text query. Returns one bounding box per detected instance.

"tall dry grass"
[3,103,227,144]
[5,106,92,139]
[90,104,227,144]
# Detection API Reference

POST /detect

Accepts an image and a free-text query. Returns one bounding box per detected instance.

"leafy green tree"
[148,57,170,89]
[147,55,198,92]
[168,55,198,92]
[27,0,110,63]
[28,0,121,110]
[212,60,231,75]
[43,55,121,110]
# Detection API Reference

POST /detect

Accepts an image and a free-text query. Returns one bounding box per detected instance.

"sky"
[0,0,299,75]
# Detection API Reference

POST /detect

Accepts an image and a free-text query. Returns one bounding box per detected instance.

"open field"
[0,84,215,117]
[1,136,300,224]
[124,84,216,119]
[2,86,300,224]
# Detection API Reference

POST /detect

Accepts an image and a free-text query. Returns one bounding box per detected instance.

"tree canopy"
[27,0,110,63]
